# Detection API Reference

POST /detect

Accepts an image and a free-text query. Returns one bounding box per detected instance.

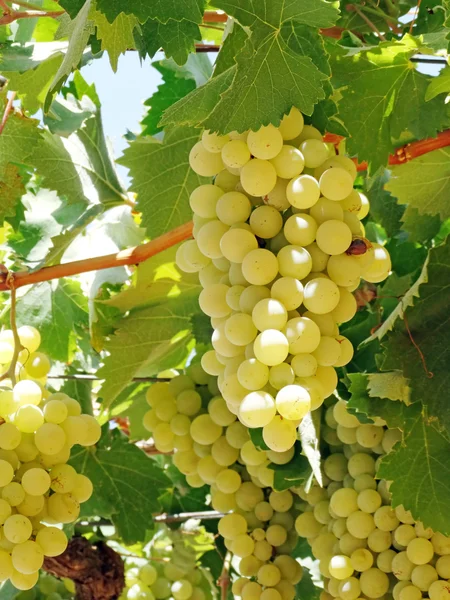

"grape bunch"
[294,399,450,600]
[176,108,391,453]
[22,572,75,599]
[0,325,101,591]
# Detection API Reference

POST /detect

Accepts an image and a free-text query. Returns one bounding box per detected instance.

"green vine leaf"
[70,429,171,544]
[93,11,139,72]
[95,0,205,25]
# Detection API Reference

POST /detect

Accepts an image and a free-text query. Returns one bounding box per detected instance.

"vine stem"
[78,511,223,528]
[0,91,16,136]
[47,374,173,382]
[0,221,193,292]
[218,552,232,600]
[346,4,387,41]
[0,8,64,24]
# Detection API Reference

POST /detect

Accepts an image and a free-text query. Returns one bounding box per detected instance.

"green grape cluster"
[15,572,76,599]
[177,108,391,454]
[294,399,450,600]
[0,326,101,591]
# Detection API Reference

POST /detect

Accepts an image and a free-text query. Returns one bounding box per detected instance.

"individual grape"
[263,415,297,452]
[361,243,391,283]
[257,563,281,587]
[312,336,341,366]
[190,415,222,445]
[0,458,14,487]
[212,324,243,358]
[329,555,354,580]
[10,569,39,591]
[226,285,245,312]
[392,551,415,580]
[316,155,357,181]
[2,482,24,507]
[374,506,400,532]
[283,317,321,354]
[241,159,277,196]
[333,336,354,367]
[270,277,303,311]
[253,329,289,366]
[358,193,370,219]
[218,513,247,539]
[211,436,239,466]
[270,145,305,179]
[189,184,223,218]
[338,576,361,600]
[407,537,434,565]
[189,141,224,176]
[11,540,44,574]
[300,139,330,168]
[221,140,251,169]
[225,313,258,346]
[356,424,384,448]
[279,107,304,140]
[232,533,256,557]
[21,467,51,496]
[17,326,41,354]
[202,130,230,153]
[239,285,271,314]
[359,568,389,599]
[411,564,439,591]
[216,469,241,494]
[252,298,288,331]
[196,220,229,259]
[330,487,358,517]
[306,242,329,272]
[239,391,276,428]
[175,390,201,416]
[220,229,258,267]
[291,353,317,377]
[43,400,69,425]
[346,510,376,539]
[247,125,283,160]
[0,341,13,365]
[310,197,344,225]
[327,254,361,287]
[13,380,42,407]
[0,423,21,450]
[0,549,12,582]
[266,524,287,546]
[237,358,270,390]
[286,174,320,209]
[332,288,357,323]
[215,169,240,192]
[250,205,283,238]
[24,352,51,378]
[284,214,317,246]
[242,248,278,285]
[71,474,93,503]
[351,548,374,572]
[265,178,290,211]
[275,385,311,420]
[316,220,352,255]
[3,514,32,544]
[171,579,193,600]
[216,191,252,225]
[50,463,77,494]
[277,245,312,280]
[431,531,450,555]
[303,278,340,314]
[319,168,354,201]
[340,189,363,213]
[15,404,45,434]
[269,363,295,389]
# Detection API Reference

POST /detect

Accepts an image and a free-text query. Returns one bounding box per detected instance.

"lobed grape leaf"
[0,165,25,223]
[97,293,200,408]
[381,239,450,433]
[269,446,311,492]
[93,11,139,72]
[425,65,450,100]
[119,126,206,237]
[378,403,450,535]
[162,0,339,132]
[331,36,447,172]
[12,278,89,362]
[367,372,411,404]
[400,206,442,245]
[385,147,450,221]
[95,0,205,25]
[135,18,201,66]
[0,104,41,171]
[366,169,404,239]
[70,429,171,544]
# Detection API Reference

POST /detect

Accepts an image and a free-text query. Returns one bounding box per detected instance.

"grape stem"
[218,552,232,600]
[0,91,16,136]
[346,4,387,41]
[0,6,65,25]
[78,511,223,529]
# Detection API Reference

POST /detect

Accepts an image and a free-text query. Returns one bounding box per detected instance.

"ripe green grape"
[283,317,321,354]
[14,404,44,433]
[332,288,357,323]
[240,159,277,196]
[47,492,80,524]
[250,205,283,239]
[252,298,288,332]
[265,178,290,211]
[303,278,340,314]
[189,141,224,176]
[254,330,289,366]
[215,169,240,192]
[312,336,341,366]
[190,414,222,445]
[189,184,223,219]
[351,548,374,572]
[316,220,352,256]
[279,107,304,140]
[222,140,251,169]
[225,313,258,346]
[358,193,370,219]
[270,277,303,311]
[277,245,312,280]
[239,391,276,428]
[306,242,330,272]
[247,125,283,160]
[11,540,44,574]
[17,326,41,354]
[242,248,279,285]
[319,167,354,201]
[286,174,320,209]
[216,191,252,225]
[71,474,93,503]
[24,352,51,379]
[407,537,434,565]
[196,220,229,259]
[361,243,391,283]
[199,284,231,318]
[13,380,42,407]
[284,213,317,246]
[270,145,305,178]
[202,130,230,153]
[327,254,361,288]
[291,353,317,377]
[329,555,354,580]
[275,385,310,420]
[269,362,295,389]
[21,467,51,496]
[10,569,39,591]
[0,423,21,450]
[237,358,270,390]
[359,567,389,599]
[300,139,330,168]
[3,514,32,544]
[43,400,69,424]
[218,513,248,539]
[263,415,297,452]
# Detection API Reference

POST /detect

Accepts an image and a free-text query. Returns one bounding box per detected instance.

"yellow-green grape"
[11,540,44,574]
[250,205,283,239]
[50,463,77,494]
[283,317,321,353]
[0,459,14,487]
[14,405,44,433]
[312,336,341,367]
[176,389,201,416]
[2,482,25,507]
[266,524,287,546]
[34,423,66,455]
[47,492,80,524]
[10,569,39,591]
[237,358,270,391]
[189,141,224,176]
[240,159,277,196]
[201,351,224,377]
[351,548,374,572]
[43,400,68,424]
[332,288,357,323]
[265,178,290,211]
[225,313,258,346]
[3,514,32,544]
[361,243,391,283]
[212,323,243,358]
[252,298,287,332]
[270,145,305,179]
[21,467,51,496]
[71,474,93,503]
[78,415,100,446]
[257,563,281,587]
[269,362,295,389]
[0,548,13,581]
[60,415,88,446]
[284,214,318,247]
[215,170,240,192]
[254,330,289,366]
[319,168,354,201]
[359,568,389,599]
[275,385,310,420]
[181,240,211,272]
[239,285,270,315]
[270,277,303,312]
[291,353,318,377]
[329,555,354,580]
[263,415,297,452]
[300,139,330,168]
[196,220,229,259]
[216,468,241,494]
[286,174,320,209]
[310,198,344,226]
[208,396,235,427]
[327,254,361,288]
[303,277,340,314]
[279,107,304,140]
[190,414,222,445]
[0,498,12,525]
[59,395,82,416]
[0,423,21,450]
[306,242,329,272]
[216,191,252,225]
[218,512,248,539]
[13,380,42,407]
[18,326,41,354]
[340,189,363,213]
[171,579,193,600]
[221,140,251,169]
[239,391,276,428]
[242,249,279,286]
[315,155,357,181]
[358,193,370,219]
[220,228,259,263]
[0,341,14,364]
[240,440,266,465]
[247,125,283,160]
[277,245,312,280]
[316,220,352,256]
[199,284,231,319]
[406,537,434,565]
[24,352,51,379]
[202,130,230,153]
[189,184,223,218]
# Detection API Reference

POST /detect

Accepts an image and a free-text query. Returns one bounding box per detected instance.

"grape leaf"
[378,403,450,535]
[269,444,311,492]
[141,62,196,136]
[93,11,139,72]
[30,113,126,206]
[425,65,450,100]
[104,245,201,313]
[95,0,204,25]
[119,126,206,237]
[44,95,96,138]
[135,18,200,66]
[401,206,442,244]
[249,428,270,451]
[366,169,404,238]
[385,147,450,221]
[0,165,25,223]
[331,36,447,172]
[98,293,200,408]
[381,239,450,433]
[162,0,338,132]
[13,278,89,362]
[70,429,171,543]
[0,104,41,171]
[46,1,95,108]
[367,372,411,403]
